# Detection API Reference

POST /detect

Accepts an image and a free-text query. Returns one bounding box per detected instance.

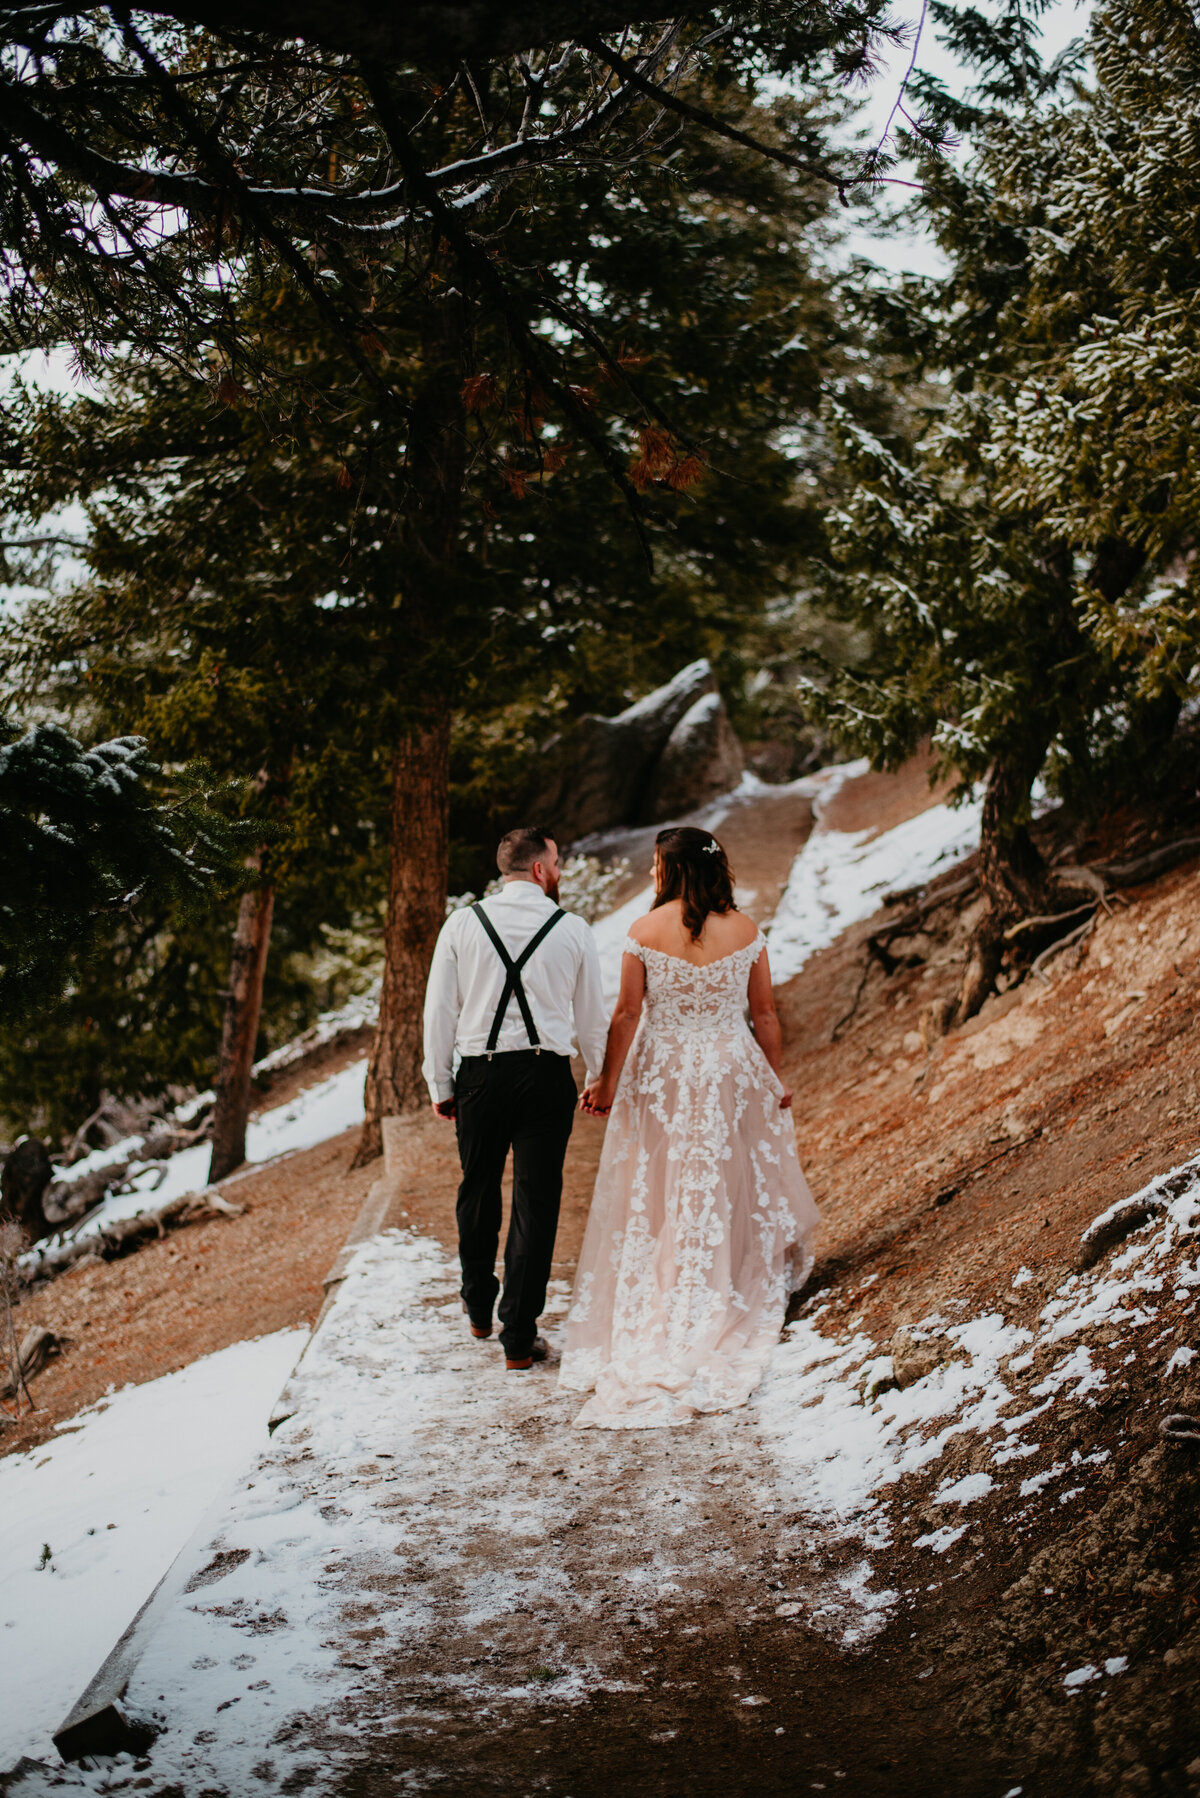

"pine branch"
[581,32,853,202]
[359,62,655,563]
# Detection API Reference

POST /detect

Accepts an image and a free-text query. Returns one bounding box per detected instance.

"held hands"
[433,1098,457,1121]
[779,1088,793,1111]
[580,1080,615,1118]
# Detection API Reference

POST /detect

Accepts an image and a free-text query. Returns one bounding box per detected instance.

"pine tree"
[4,74,866,1155]
[0,718,246,1025]
[805,0,1200,1021]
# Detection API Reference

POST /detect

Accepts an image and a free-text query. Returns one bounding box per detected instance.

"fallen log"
[20,1187,246,1286]
[1097,833,1200,889]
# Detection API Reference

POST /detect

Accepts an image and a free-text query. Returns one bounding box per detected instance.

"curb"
[267,1112,423,1430]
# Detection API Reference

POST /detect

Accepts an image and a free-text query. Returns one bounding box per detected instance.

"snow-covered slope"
[0,1329,306,1771]
[766,769,981,984]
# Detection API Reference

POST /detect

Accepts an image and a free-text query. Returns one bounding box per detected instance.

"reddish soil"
[780,854,1200,1336]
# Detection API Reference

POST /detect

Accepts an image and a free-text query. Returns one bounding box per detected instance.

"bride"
[558,826,819,1428]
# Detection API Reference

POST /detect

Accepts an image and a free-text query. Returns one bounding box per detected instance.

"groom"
[422,827,608,1370]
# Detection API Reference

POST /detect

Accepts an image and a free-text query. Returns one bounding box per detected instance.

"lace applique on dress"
[559,929,819,1429]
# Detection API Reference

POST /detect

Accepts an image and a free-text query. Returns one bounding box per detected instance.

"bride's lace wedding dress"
[559,932,819,1429]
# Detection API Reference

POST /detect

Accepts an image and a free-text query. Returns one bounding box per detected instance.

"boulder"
[889,1324,969,1390]
[640,691,745,823]
[528,660,725,843]
[0,1136,52,1240]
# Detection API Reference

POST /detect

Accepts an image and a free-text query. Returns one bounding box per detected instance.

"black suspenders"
[471,902,568,1056]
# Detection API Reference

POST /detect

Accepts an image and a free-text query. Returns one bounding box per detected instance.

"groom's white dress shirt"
[422,882,608,1104]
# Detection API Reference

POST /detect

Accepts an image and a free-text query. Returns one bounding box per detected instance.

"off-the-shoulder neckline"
[624,931,764,970]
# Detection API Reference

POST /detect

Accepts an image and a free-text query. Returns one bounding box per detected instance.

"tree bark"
[355,284,467,1164]
[355,707,452,1163]
[208,877,275,1183]
[954,741,1061,1026]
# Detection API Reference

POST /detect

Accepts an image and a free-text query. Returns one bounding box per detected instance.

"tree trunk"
[355,706,452,1163]
[355,284,467,1164]
[954,742,1059,1026]
[952,535,1152,1027]
[208,878,275,1183]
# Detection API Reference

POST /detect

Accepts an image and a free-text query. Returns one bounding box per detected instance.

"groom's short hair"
[497,826,556,875]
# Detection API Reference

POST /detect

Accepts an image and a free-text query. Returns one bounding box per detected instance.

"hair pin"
[703,841,720,854]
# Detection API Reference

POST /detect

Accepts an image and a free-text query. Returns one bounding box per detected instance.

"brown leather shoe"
[462,1303,492,1340]
[505,1335,549,1371]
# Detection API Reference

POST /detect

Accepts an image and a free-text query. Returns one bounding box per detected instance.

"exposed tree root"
[835,824,1200,1046]
[831,871,979,1040]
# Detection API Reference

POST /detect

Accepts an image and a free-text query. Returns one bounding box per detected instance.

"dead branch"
[831,952,877,1042]
[0,1325,58,1402]
[831,871,980,1040]
[1004,901,1097,942]
[1057,865,1109,901]
[875,872,978,941]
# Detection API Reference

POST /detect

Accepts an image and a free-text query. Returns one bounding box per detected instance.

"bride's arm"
[747,949,792,1110]
[580,952,646,1116]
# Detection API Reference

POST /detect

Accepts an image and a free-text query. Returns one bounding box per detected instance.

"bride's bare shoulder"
[708,910,760,950]
[627,904,758,956]
[627,905,671,947]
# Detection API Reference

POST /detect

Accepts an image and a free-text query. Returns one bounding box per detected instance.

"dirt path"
[15,1231,1003,1798]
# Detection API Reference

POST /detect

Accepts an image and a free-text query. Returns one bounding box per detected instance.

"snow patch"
[53,1060,368,1245]
[0,1329,305,1771]
[766,775,981,984]
[935,1472,994,1506]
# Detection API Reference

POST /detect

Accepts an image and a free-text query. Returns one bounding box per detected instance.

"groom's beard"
[542,873,561,903]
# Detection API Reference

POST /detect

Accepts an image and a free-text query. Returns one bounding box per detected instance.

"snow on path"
[16,1232,887,1794]
[766,769,982,985]
[19,1150,1200,1792]
[0,1329,306,1772]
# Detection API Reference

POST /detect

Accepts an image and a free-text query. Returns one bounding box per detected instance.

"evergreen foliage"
[0,718,248,1029]
[0,6,900,385]
[806,0,1200,1017]
[0,76,869,1135]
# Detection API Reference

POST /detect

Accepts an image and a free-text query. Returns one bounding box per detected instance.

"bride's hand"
[779,1087,793,1111]
[581,1080,614,1116]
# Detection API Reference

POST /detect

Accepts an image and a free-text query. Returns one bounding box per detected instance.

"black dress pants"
[453,1050,578,1357]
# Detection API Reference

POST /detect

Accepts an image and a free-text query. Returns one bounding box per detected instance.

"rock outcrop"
[640,690,744,823]
[529,660,744,843]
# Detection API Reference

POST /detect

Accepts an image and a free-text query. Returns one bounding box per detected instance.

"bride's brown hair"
[652,827,736,941]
